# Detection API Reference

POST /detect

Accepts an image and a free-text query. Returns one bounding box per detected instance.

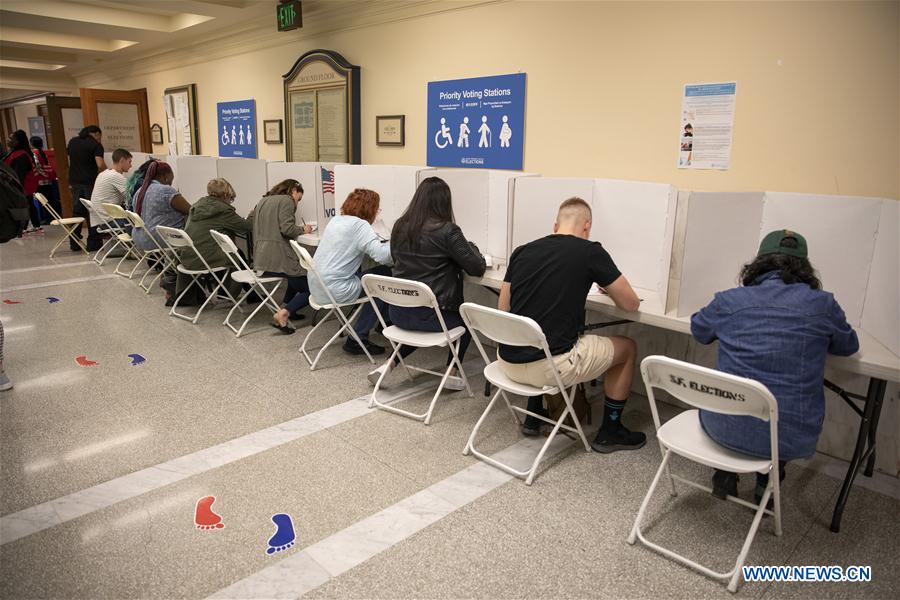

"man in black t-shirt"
[67,125,107,251]
[498,197,646,453]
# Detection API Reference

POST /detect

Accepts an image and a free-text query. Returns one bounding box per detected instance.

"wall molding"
[74,0,504,87]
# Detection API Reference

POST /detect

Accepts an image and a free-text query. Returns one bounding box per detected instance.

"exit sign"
[277,0,302,32]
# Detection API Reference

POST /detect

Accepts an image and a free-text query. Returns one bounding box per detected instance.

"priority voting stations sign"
[217,99,258,158]
[427,73,526,170]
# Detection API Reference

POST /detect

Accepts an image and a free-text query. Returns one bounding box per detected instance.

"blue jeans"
[263,272,309,314]
[388,306,470,366]
[352,265,392,342]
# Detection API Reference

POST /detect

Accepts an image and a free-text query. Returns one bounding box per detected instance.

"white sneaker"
[0,372,12,391]
[367,362,392,386]
[443,375,465,391]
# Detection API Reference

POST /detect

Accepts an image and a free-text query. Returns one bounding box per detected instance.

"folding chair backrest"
[459,302,549,350]
[288,240,341,306]
[210,229,252,272]
[34,192,63,221]
[640,356,778,423]
[124,210,144,228]
[157,225,214,272]
[103,203,127,220]
[361,274,439,310]
[156,225,195,249]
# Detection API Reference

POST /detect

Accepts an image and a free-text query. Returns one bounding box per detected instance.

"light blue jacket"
[307,215,392,305]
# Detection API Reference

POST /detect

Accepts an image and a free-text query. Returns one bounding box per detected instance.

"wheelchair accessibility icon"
[434,117,453,149]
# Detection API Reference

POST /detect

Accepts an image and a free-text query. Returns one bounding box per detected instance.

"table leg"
[830,377,887,533]
[864,379,886,477]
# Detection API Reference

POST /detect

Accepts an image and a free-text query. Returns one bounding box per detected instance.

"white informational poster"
[677,82,736,170]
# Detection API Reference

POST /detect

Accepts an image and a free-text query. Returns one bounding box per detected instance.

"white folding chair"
[210,229,284,337]
[361,274,473,425]
[80,198,124,265]
[34,192,86,257]
[459,302,591,485]
[103,203,144,279]
[126,210,176,294]
[156,226,239,324]
[290,240,375,369]
[627,355,782,593]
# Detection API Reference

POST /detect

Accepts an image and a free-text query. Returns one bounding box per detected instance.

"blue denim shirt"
[691,271,859,460]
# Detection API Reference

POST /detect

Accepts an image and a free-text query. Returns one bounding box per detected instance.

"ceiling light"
[0,60,66,71]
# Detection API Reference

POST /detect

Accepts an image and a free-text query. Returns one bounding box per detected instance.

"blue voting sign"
[427,73,526,171]
[217,100,257,158]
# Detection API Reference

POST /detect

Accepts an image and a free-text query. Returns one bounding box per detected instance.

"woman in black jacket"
[368,177,487,388]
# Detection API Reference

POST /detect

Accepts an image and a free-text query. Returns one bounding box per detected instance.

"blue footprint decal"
[128,353,147,366]
[46,297,60,304]
[266,513,296,555]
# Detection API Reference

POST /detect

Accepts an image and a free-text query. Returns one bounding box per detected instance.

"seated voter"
[132,160,190,251]
[90,148,132,225]
[176,178,251,298]
[367,177,486,388]
[498,197,644,453]
[250,179,313,333]
[692,230,859,504]
[307,188,393,356]
[131,161,190,303]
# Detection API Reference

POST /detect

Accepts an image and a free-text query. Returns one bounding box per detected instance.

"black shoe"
[591,425,647,453]
[754,485,774,511]
[342,338,385,356]
[269,322,295,335]
[522,406,550,437]
[712,470,739,500]
[288,312,306,321]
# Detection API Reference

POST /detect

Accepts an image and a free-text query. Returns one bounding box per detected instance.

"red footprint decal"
[75,355,99,367]
[3,299,22,305]
[195,495,225,530]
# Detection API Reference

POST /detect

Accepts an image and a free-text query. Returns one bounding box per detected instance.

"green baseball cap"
[758,229,808,258]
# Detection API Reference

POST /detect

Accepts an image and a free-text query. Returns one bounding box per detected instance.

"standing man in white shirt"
[90,148,132,226]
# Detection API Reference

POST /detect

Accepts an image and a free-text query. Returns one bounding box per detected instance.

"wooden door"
[46,96,82,217]
[80,87,152,153]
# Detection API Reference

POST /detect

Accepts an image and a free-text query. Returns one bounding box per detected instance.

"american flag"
[321,167,334,194]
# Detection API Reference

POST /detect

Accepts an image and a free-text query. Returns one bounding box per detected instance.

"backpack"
[3,150,39,196]
[0,161,31,243]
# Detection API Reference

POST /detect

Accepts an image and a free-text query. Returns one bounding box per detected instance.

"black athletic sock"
[601,396,627,431]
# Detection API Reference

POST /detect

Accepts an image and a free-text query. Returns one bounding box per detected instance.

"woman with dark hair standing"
[30,136,61,223]
[367,176,486,387]
[250,179,313,333]
[691,230,859,505]
[3,130,41,233]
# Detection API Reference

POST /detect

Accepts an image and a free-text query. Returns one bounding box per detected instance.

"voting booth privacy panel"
[216,157,268,218]
[511,177,678,309]
[170,155,217,205]
[676,191,898,355]
[333,164,434,237]
[266,161,339,231]
[418,169,537,265]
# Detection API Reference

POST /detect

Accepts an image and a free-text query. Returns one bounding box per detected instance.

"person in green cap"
[691,229,859,505]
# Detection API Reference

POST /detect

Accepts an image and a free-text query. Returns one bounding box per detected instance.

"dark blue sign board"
[427,73,526,170]
[217,99,257,158]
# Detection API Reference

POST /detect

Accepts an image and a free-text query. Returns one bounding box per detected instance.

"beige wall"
[12,101,39,132]
[77,0,898,199]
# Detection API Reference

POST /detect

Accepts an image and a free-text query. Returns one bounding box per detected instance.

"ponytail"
[133,160,173,215]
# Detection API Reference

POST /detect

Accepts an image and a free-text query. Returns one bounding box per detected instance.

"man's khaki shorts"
[497,335,616,389]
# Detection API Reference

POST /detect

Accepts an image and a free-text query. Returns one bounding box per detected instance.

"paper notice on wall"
[677,82,736,170]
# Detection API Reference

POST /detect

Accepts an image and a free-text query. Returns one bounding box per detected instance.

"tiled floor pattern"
[2,228,899,599]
